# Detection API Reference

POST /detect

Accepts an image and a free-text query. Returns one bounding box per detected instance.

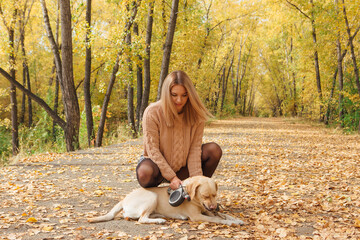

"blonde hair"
[160,70,212,127]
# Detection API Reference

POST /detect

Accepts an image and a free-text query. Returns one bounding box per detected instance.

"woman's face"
[171,84,188,113]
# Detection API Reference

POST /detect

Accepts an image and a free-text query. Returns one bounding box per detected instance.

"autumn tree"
[139,0,154,124]
[156,0,179,99]
[84,0,95,146]
[285,0,323,121]
[0,2,19,155]
[95,0,141,147]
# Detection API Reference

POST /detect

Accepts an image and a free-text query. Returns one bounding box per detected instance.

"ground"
[1,117,360,239]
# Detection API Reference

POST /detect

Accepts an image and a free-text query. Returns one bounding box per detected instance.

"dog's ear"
[186,181,200,200]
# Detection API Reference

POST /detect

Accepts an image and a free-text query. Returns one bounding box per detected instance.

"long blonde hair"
[160,70,212,127]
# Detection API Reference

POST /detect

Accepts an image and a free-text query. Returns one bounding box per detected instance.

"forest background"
[0,0,359,164]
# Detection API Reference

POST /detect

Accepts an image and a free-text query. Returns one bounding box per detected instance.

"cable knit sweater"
[142,101,205,181]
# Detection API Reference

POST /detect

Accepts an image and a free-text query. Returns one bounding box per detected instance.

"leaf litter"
[1,117,360,239]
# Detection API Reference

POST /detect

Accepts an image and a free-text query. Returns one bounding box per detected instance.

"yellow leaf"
[94,190,104,196]
[355,219,360,228]
[26,217,37,223]
[42,226,54,231]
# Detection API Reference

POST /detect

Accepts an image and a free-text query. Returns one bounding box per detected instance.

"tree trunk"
[140,0,154,124]
[133,22,143,132]
[128,81,137,138]
[157,0,180,100]
[96,55,120,147]
[324,68,338,125]
[309,0,323,121]
[19,27,33,128]
[10,60,19,155]
[60,0,80,151]
[6,7,19,155]
[125,30,137,137]
[52,2,60,140]
[26,62,32,127]
[234,43,251,109]
[161,0,167,38]
[234,41,242,106]
[84,0,95,147]
[20,66,26,124]
[18,0,34,127]
[336,37,344,127]
[213,68,224,114]
[290,37,297,116]
[242,92,247,116]
[247,79,255,116]
[342,0,360,132]
[53,74,60,138]
[220,51,234,112]
[41,0,74,147]
[95,1,140,147]
[19,15,26,126]
[40,0,63,86]
[197,0,212,69]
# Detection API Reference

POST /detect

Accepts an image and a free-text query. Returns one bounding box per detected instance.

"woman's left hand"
[169,176,182,190]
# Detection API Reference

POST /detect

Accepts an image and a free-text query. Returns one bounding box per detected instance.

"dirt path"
[1,117,360,239]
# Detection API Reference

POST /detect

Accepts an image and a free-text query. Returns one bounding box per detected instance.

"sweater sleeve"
[143,107,177,181]
[187,121,205,177]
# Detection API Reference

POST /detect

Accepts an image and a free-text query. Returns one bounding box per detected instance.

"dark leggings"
[136,142,222,188]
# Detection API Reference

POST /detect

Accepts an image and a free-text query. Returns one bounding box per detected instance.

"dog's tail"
[88,201,123,223]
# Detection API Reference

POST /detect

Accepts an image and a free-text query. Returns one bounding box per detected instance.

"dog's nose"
[209,204,217,210]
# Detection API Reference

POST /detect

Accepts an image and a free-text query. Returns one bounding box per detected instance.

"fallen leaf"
[26,217,37,223]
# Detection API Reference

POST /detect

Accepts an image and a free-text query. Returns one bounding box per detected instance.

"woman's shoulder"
[144,101,163,118]
[145,101,161,111]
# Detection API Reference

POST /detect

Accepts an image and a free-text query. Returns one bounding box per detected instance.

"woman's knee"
[202,142,222,160]
[136,159,160,188]
[137,164,152,183]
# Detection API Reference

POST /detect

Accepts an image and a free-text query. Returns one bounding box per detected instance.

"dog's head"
[184,176,218,211]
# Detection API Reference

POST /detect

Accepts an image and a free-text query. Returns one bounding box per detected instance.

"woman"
[137,70,222,190]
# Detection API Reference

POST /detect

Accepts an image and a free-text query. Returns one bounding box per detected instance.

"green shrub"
[0,127,11,165]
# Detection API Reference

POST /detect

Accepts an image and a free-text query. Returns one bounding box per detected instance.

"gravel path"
[1,117,360,239]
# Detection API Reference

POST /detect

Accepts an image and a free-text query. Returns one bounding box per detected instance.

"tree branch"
[0,3,10,32]
[0,67,66,129]
[209,15,248,32]
[75,62,105,91]
[353,25,360,39]
[285,0,311,20]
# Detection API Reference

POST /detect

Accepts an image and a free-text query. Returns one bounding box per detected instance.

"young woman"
[136,70,222,190]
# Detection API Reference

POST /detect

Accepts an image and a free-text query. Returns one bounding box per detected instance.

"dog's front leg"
[202,210,216,217]
[216,212,245,225]
[189,213,244,226]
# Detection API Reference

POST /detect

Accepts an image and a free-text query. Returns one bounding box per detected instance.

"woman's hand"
[169,176,182,190]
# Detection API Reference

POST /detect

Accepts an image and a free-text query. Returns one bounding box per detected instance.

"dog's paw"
[234,219,245,225]
[139,218,167,224]
[156,219,167,224]
[226,219,245,226]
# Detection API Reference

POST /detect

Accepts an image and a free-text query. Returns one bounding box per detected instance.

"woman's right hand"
[169,176,182,190]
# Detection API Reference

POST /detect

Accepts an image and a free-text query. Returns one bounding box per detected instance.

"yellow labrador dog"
[88,176,244,226]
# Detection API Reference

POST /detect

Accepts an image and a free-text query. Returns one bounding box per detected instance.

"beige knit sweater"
[142,101,204,181]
